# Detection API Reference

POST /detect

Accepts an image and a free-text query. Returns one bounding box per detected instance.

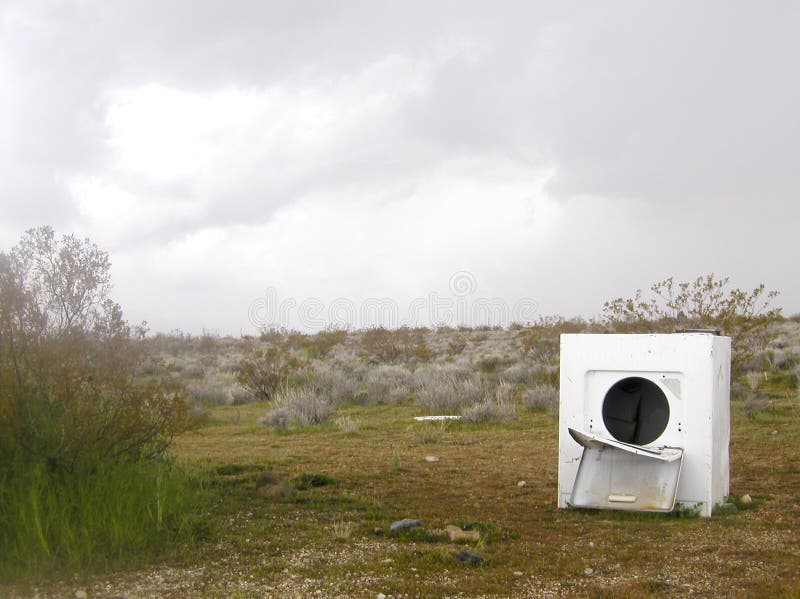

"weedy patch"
[293,473,339,490]
[214,463,262,476]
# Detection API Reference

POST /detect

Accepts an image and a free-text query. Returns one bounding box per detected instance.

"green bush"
[0,227,198,580]
[0,227,190,470]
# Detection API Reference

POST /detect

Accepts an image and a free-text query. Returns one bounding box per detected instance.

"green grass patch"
[0,458,201,582]
[292,472,338,490]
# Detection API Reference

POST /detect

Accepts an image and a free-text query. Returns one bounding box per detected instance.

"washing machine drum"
[602,376,670,445]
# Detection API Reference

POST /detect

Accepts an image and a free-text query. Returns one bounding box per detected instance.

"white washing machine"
[558,333,731,517]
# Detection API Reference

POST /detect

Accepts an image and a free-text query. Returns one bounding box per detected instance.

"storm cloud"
[2,1,797,332]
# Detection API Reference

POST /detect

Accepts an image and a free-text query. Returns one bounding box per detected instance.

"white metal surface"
[558,333,731,517]
[568,427,683,512]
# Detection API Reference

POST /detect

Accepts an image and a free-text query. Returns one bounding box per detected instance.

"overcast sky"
[2,1,798,334]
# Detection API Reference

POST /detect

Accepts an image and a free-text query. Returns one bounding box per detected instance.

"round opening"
[602,377,669,445]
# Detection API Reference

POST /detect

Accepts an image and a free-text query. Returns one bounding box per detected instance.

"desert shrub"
[447,333,468,355]
[0,227,191,471]
[523,383,559,415]
[226,384,251,405]
[183,362,206,379]
[361,364,413,404]
[237,345,302,402]
[475,355,503,374]
[304,361,359,404]
[462,381,517,424]
[259,326,291,346]
[260,387,334,429]
[186,382,228,406]
[502,361,543,385]
[517,316,591,365]
[301,328,348,358]
[197,333,218,354]
[359,326,432,363]
[602,275,782,374]
[186,377,249,407]
[413,419,450,444]
[415,371,485,413]
[462,398,516,424]
[334,414,360,434]
[413,360,473,387]
[260,406,292,429]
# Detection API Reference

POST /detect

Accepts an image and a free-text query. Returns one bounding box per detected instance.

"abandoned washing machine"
[558,332,731,517]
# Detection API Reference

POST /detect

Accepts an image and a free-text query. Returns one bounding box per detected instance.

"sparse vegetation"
[3,264,798,596]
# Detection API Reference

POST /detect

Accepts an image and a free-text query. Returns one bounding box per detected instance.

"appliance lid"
[568,428,683,462]
[568,428,684,512]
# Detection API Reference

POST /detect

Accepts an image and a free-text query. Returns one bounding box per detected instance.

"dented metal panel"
[568,428,684,512]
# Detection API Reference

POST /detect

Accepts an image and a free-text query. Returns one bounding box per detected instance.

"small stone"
[517,480,526,487]
[513,571,524,577]
[377,594,386,599]
[446,524,481,543]
[588,541,594,548]
[584,568,594,576]
[772,430,778,435]
[75,592,88,599]
[424,455,439,462]
[452,549,484,566]
[390,518,423,532]
[740,493,753,504]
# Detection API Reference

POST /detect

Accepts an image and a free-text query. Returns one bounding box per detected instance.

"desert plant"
[361,364,413,404]
[415,372,485,413]
[334,414,360,434]
[523,383,559,415]
[414,418,450,444]
[517,316,590,365]
[413,360,473,387]
[461,399,516,424]
[301,328,348,359]
[260,387,334,429]
[304,361,359,404]
[332,517,356,540]
[237,345,302,402]
[602,275,781,374]
[462,381,517,424]
[0,227,190,471]
[501,361,543,385]
[359,326,432,363]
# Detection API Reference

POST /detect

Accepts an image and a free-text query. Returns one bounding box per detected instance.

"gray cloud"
[2,1,798,330]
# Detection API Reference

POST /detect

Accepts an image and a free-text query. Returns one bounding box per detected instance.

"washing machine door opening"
[602,377,669,445]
